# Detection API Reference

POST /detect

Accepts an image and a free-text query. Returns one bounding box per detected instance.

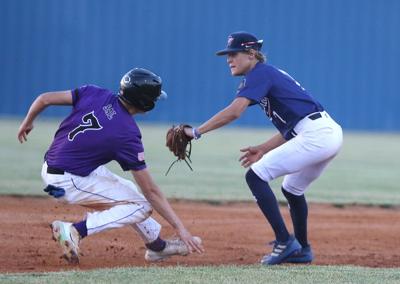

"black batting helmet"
[118,68,167,112]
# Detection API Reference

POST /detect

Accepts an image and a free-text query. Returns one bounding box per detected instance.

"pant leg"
[131,219,162,243]
[282,156,335,195]
[42,163,161,238]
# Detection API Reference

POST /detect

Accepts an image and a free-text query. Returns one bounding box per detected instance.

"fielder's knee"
[246,168,263,181]
[281,184,304,196]
[245,169,268,193]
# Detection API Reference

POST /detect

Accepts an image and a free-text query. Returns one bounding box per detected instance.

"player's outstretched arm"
[131,168,204,254]
[17,91,73,143]
[184,97,251,138]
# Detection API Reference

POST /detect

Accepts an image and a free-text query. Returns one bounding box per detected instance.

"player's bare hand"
[239,146,264,167]
[177,228,204,254]
[17,121,34,143]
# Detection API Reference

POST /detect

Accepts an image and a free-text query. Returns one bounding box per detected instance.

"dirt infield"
[1,196,399,273]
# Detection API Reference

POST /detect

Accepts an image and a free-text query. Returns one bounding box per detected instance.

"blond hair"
[254,50,267,63]
[244,49,267,63]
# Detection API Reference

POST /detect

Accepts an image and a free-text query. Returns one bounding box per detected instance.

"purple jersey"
[236,63,324,140]
[45,85,146,176]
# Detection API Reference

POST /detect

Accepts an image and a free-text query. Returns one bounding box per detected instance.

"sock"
[73,220,88,238]
[281,187,309,248]
[146,237,166,252]
[245,169,289,243]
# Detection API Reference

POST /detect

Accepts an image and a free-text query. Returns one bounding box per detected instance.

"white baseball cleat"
[145,236,202,262]
[51,220,80,264]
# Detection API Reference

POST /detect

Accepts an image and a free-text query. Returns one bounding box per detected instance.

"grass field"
[1,265,400,284]
[2,119,400,205]
[1,118,400,282]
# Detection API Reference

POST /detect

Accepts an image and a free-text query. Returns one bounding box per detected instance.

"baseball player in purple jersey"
[17,68,203,264]
[183,32,343,265]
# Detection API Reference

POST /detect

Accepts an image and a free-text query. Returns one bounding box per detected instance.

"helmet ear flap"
[118,92,154,111]
[119,68,164,112]
[130,96,155,112]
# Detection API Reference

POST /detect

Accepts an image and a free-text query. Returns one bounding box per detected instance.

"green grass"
[2,118,400,205]
[1,265,400,284]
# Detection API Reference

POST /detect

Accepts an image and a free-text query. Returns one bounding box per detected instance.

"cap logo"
[123,75,131,83]
[227,36,234,47]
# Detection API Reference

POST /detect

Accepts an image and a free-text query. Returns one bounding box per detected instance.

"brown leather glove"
[165,124,193,175]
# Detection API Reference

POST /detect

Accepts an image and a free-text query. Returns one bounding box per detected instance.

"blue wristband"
[192,127,201,140]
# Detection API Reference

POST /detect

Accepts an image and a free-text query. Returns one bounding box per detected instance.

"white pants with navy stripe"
[251,111,343,195]
[41,162,161,243]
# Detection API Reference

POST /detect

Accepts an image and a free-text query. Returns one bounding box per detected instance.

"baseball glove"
[165,124,193,175]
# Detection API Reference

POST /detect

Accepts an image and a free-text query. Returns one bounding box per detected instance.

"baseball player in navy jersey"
[17,68,203,264]
[183,32,343,265]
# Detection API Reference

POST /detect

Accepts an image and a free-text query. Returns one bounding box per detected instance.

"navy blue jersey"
[236,63,324,140]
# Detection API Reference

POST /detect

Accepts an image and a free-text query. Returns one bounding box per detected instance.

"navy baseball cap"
[216,32,263,56]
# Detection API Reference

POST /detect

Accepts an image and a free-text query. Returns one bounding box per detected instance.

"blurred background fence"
[1,0,399,130]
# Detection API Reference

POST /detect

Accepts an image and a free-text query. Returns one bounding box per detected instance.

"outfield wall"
[1,0,399,130]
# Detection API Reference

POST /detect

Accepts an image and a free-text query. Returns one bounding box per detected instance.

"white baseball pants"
[41,162,161,243]
[251,111,343,195]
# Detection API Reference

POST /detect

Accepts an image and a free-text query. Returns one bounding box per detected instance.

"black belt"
[47,166,65,175]
[286,112,323,140]
[308,112,322,120]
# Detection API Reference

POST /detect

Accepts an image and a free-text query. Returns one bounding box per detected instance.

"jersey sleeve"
[114,136,147,172]
[72,85,88,106]
[72,85,104,106]
[236,67,273,103]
